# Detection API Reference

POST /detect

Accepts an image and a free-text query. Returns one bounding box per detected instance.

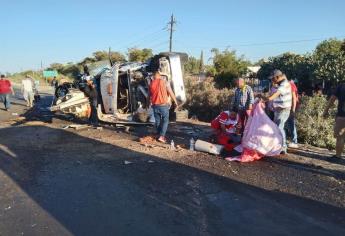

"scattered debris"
[62,124,90,130]
[195,139,224,155]
[139,136,156,145]
[191,115,198,121]
[10,116,26,122]
[189,138,195,151]
[124,160,133,165]
[147,160,155,163]
[170,140,175,150]
[11,113,18,116]
[225,157,241,162]
[124,126,131,133]
[234,145,243,153]
[5,206,11,210]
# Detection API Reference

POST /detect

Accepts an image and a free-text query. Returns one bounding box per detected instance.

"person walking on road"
[260,70,292,154]
[149,71,179,143]
[0,74,15,111]
[323,82,345,161]
[21,75,35,107]
[231,78,254,129]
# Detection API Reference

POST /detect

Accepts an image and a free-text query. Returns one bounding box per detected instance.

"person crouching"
[211,110,242,151]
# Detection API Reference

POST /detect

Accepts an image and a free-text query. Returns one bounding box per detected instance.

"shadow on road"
[0,124,345,236]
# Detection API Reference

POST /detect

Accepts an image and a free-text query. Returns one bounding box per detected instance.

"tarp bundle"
[227,102,283,162]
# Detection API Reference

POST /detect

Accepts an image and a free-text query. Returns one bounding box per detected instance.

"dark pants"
[274,108,291,150]
[89,97,98,125]
[238,109,250,132]
[285,115,298,144]
[153,105,170,137]
[0,93,11,109]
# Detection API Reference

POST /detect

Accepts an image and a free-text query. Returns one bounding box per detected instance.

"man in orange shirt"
[149,71,179,143]
[0,74,15,111]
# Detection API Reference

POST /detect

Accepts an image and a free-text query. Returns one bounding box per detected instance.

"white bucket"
[195,140,224,155]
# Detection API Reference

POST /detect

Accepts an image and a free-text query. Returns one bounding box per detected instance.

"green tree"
[80,57,96,65]
[341,40,345,53]
[49,63,64,73]
[109,51,126,63]
[257,52,315,92]
[211,49,249,88]
[61,64,82,78]
[184,56,201,74]
[93,51,109,61]
[128,48,153,62]
[313,38,345,86]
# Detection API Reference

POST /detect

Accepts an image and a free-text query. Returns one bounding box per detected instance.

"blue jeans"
[274,108,291,150]
[0,93,11,109]
[89,97,98,125]
[153,105,170,137]
[286,115,298,144]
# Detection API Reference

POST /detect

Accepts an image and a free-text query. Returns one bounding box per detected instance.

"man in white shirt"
[21,75,34,107]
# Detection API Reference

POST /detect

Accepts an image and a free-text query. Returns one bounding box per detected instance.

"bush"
[296,95,337,149]
[184,76,234,121]
[184,75,338,149]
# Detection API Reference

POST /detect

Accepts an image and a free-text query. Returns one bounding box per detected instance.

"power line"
[146,40,169,50]
[133,33,167,48]
[110,23,165,46]
[112,27,166,50]
[175,35,345,49]
[124,28,166,49]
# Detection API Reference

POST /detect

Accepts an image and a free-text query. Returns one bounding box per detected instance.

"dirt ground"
[0,90,345,236]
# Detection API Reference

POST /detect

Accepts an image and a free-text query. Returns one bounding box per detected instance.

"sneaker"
[280,147,287,155]
[280,150,287,155]
[157,136,167,143]
[288,143,299,148]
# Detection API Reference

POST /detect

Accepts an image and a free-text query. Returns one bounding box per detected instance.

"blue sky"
[0,0,344,73]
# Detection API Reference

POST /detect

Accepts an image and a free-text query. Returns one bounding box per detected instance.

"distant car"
[51,52,188,124]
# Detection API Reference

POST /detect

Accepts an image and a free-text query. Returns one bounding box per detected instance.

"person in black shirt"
[323,83,345,161]
[84,78,99,126]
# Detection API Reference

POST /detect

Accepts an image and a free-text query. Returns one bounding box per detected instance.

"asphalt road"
[0,90,345,236]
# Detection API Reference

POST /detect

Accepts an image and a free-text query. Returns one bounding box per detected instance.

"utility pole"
[167,14,176,52]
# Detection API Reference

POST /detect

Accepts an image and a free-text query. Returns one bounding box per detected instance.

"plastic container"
[195,140,223,155]
[170,140,175,150]
[189,138,195,151]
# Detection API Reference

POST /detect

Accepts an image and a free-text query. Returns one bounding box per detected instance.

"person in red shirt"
[286,79,299,148]
[211,110,242,151]
[0,74,15,111]
[149,71,179,143]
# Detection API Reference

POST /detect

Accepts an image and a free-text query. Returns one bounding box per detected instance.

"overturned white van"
[51,52,188,124]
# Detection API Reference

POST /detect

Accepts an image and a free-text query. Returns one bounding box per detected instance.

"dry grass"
[184,76,234,122]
